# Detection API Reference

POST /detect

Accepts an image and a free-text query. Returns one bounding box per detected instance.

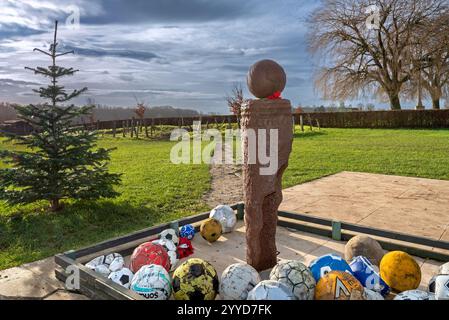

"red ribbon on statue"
[267,91,282,100]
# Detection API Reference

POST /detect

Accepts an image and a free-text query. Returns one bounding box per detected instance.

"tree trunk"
[389,93,401,110]
[432,99,441,110]
[50,199,62,212]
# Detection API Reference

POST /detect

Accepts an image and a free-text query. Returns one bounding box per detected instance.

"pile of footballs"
[85,206,449,300]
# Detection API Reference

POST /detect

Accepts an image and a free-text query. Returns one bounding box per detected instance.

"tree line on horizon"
[0,101,201,124]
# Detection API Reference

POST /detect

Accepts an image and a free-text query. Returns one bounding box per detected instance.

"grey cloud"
[82,0,258,24]
[60,45,160,62]
[0,23,45,40]
[0,78,40,86]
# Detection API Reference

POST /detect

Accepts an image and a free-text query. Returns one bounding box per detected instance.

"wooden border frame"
[54,202,449,300]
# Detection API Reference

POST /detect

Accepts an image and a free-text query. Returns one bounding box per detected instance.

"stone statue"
[242,59,293,271]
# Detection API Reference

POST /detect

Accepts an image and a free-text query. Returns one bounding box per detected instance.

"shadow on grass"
[293,130,328,139]
[0,200,171,270]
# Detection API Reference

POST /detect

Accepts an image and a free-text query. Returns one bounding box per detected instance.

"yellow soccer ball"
[200,218,222,243]
[380,251,421,292]
[315,271,366,300]
[172,258,219,300]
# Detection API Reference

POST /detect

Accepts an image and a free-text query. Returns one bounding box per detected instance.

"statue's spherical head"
[247,59,287,99]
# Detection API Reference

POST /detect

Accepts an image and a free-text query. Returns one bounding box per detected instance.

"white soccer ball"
[394,290,435,300]
[210,205,237,233]
[439,262,449,275]
[159,229,179,246]
[434,274,449,300]
[364,288,384,300]
[220,263,261,300]
[107,254,125,272]
[94,264,111,276]
[108,268,134,289]
[130,264,172,300]
[85,253,124,275]
[247,280,297,300]
[269,260,316,300]
[152,239,179,271]
[167,250,179,271]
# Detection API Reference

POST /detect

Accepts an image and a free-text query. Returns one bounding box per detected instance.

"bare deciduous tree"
[308,0,448,110]
[413,11,449,109]
[226,83,245,126]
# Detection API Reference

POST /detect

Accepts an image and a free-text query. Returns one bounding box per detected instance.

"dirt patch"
[203,143,243,207]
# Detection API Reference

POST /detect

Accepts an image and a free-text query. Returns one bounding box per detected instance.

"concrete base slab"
[44,290,89,300]
[0,265,58,299]
[280,172,449,241]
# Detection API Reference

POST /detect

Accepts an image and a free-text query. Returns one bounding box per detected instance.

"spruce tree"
[0,21,121,212]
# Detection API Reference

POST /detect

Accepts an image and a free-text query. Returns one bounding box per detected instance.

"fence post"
[300,115,304,132]
[112,121,116,137]
[307,114,313,131]
[236,203,245,220]
[144,119,149,138]
[332,221,342,241]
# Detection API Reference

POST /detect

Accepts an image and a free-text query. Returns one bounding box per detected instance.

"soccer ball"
[85,253,124,276]
[180,224,195,240]
[94,264,111,276]
[364,288,384,300]
[439,262,449,275]
[152,239,179,271]
[108,268,134,289]
[380,251,421,292]
[269,260,316,300]
[172,258,219,300]
[429,275,437,293]
[433,274,449,300]
[247,280,296,300]
[159,228,179,246]
[394,290,435,300]
[309,254,353,282]
[200,218,222,243]
[345,235,384,266]
[130,264,172,300]
[129,242,171,273]
[167,250,179,271]
[315,271,366,300]
[209,205,237,233]
[220,263,261,300]
[349,256,390,296]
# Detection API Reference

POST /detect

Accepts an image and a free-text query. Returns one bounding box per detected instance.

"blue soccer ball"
[349,256,390,296]
[309,253,353,282]
[180,224,195,240]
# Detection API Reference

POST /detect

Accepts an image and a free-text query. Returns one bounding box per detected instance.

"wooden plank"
[278,219,449,262]
[278,210,332,227]
[54,253,144,300]
[69,211,211,258]
[278,210,449,251]
[340,222,449,250]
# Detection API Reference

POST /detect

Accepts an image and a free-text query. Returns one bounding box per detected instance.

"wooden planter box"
[54,203,449,300]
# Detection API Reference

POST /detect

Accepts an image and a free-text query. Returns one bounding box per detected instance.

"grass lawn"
[0,136,211,270]
[1,127,449,269]
[284,128,449,187]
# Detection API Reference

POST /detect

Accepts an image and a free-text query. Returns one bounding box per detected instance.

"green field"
[1,128,449,270]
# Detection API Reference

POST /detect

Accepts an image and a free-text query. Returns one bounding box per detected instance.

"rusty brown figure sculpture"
[242,59,293,271]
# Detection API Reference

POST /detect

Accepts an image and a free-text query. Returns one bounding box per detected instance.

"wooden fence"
[3,110,449,136]
[295,109,449,129]
[94,110,449,134]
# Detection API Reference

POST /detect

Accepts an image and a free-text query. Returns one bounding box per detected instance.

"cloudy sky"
[0,0,364,113]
